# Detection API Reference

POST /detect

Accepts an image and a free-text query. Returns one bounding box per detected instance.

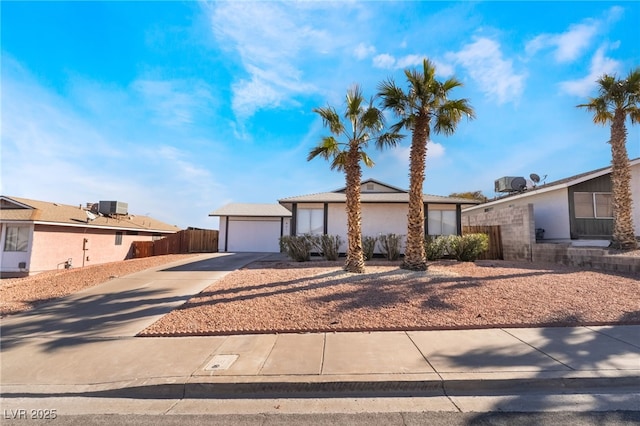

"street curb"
[3,376,639,399]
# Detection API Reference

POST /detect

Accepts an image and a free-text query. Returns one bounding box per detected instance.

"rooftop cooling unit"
[494,176,527,193]
[98,201,128,215]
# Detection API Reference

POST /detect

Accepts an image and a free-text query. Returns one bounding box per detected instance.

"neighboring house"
[462,158,640,241]
[211,179,481,253]
[0,196,180,277]
[210,203,292,253]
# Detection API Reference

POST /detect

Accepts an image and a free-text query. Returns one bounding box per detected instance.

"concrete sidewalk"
[1,253,639,400]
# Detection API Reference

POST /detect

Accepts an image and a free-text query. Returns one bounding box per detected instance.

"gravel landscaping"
[140,257,640,336]
[3,254,638,336]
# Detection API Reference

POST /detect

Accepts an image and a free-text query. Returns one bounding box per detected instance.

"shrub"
[424,235,449,260]
[447,233,489,262]
[316,234,342,261]
[362,235,377,260]
[377,233,403,261]
[279,234,315,262]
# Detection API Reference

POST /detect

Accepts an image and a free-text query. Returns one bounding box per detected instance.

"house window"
[115,231,123,245]
[428,210,457,236]
[297,208,323,235]
[3,226,29,252]
[574,192,613,218]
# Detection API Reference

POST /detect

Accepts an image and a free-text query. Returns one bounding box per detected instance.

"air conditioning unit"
[494,176,527,193]
[98,201,128,215]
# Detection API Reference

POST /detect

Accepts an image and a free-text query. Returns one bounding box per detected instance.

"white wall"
[632,163,640,237]
[519,189,570,239]
[464,188,571,240]
[327,203,409,253]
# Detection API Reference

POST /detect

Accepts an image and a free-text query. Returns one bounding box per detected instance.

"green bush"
[377,233,403,261]
[362,235,377,260]
[447,233,489,262]
[316,234,342,261]
[279,234,315,262]
[424,235,449,260]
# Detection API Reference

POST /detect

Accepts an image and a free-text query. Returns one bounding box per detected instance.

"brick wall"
[462,204,535,261]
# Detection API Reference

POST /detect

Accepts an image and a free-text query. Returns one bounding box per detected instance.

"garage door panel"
[228,219,281,252]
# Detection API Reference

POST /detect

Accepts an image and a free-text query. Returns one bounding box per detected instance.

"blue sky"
[2,1,639,229]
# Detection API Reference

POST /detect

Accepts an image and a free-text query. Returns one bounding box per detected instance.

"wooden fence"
[132,229,218,258]
[462,225,503,260]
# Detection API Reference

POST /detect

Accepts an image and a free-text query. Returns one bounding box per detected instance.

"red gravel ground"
[139,259,640,336]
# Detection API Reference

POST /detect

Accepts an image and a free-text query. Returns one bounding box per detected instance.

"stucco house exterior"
[0,196,180,277]
[211,179,481,253]
[462,158,640,243]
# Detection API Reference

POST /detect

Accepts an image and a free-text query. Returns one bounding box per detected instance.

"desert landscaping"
[3,254,638,336]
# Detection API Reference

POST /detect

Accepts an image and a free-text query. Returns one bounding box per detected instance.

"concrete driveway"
[1,252,270,343]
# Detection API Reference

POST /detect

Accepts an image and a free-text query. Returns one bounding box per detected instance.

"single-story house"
[0,196,180,277]
[210,179,481,253]
[462,158,640,242]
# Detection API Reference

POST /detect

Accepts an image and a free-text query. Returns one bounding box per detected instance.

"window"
[297,208,323,235]
[3,226,29,252]
[574,192,613,218]
[428,210,457,236]
[115,231,123,245]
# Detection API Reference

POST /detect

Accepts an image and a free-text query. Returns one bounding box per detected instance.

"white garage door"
[228,219,281,252]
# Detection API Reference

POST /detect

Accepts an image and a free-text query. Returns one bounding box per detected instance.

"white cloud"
[373,53,396,69]
[354,42,376,60]
[449,37,525,104]
[387,141,446,167]
[210,2,339,119]
[559,45,621,97]
[372,53,449,75]
[525,6,623,63]
[395,54,424,69]
[526,23,598,63]
[132,79,214,127]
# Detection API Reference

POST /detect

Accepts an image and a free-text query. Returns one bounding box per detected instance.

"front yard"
[139,259,640,336]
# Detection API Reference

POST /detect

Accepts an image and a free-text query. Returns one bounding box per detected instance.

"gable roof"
[209,203,292,217]
[464,157,640,211]
[333,178,407,194]
[279,179,481,205]
[0,196,180,233]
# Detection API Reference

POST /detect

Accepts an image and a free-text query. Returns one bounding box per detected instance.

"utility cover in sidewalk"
[205,354,239,371]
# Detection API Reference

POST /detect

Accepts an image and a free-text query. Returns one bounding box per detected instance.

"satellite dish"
[530,173,541,184]
[85,210,97,221]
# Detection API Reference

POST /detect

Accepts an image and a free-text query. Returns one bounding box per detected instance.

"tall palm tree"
[578,68,640,250]
[378,59,475,271]
[308,85,402,273]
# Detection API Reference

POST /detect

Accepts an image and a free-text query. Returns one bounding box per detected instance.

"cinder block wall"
[533,243,640,274]
[462,204,535,261]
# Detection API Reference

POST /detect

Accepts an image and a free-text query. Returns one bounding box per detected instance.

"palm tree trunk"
[609,111,637,250]
[402,113,429,271]
[344,142,365,273]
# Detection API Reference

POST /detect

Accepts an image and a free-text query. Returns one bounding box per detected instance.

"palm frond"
[346,85,365,120]
[375,131,405,150]
[330,151,348,172]
[313,106,344,135]
[307,136,341,161]
[360,151,375,168]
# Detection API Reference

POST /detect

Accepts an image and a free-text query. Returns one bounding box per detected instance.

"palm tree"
[577,68,640,250]
[308,85,402,273]
[378,59,475,271]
